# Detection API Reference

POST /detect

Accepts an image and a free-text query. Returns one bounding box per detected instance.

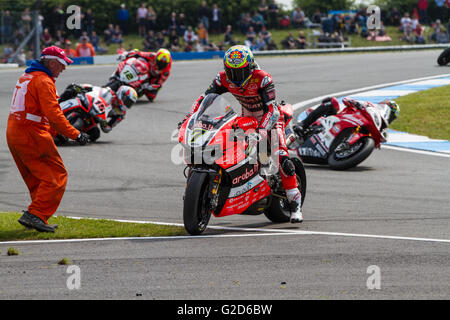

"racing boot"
[286,188,303,223]
[293,121,307,140]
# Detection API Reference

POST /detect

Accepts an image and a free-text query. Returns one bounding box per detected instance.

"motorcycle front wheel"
[437,47,450,66]
[183,171,212,235]
[265,158,307,223]
[328,131,375,170]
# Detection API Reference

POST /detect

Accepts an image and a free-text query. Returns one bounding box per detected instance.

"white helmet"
[117,85,138,108]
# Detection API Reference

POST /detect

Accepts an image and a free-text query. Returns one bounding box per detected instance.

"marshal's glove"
[76,132,89,146]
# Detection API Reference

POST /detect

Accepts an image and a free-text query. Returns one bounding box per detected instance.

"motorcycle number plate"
[120,65,139,83]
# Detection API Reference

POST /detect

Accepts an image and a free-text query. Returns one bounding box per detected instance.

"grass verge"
[390,84,450,140]
[0,212,186,242]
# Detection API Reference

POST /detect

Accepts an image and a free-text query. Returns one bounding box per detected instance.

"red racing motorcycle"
[105,57,160,99]
[178,93,307,235]
[288,98,396,170]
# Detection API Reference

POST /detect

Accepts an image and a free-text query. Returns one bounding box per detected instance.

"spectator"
[21,8,32,35]
[259,25,272,45]
[198,1,211,30]
[155,32,166,48]
[430,19,443,41]
[224,25,236,45]
[169,11,177,33]
[322,16,335,34]
[52,4,65,36]
[389,7,402,26]
[436,28,449,43]
[296,30,307,49]
[178,13,187,37]
[91,31,108,54]
[401,18,414,43]
[54,30,66,47]
[144,30,157,50]
[280,15,290,28]
[2,44,13,62]
[211,4,222,34]
[79,31,90,43]
[84,9,95,36]
[239,12,252,34]
[291,7,305,28]
[414,23,426,43]
[435,0,445,22]
[41,28,53,47]
[400,13,412,32]
[268,0,279,29]
[194,39,204,52]
[104,24,115,45]
[418,0,429,24]
[281,32,296,49]
[348,17,359,34]
[184,26,198,45]
[197,22,209,46]
[147,6,157,31]
[76,36,96,57]
[245,26,257,46]
[2,10,13,44]
[267,39,278,50]
[117,3,130,35]
[111,25,124,44]
[258,0,269,21]
[255,35,266,51]
[168,29,181,52]
[312,9,322,24]
[63,40,77,58]
[251,11,265,32]
[137,3,148,36]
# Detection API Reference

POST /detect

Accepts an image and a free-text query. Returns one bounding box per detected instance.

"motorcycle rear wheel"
[183,171,212,235]
[328,131,375,170]
[437,48,450,66]
[265,158,307,223]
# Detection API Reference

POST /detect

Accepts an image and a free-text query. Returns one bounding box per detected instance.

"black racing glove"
[76,132,89,146]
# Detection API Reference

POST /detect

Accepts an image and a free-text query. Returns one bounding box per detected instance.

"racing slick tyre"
[328,130,375,170]
[183,171,212,235]
[437,47,450,66]
[265,158,307,223]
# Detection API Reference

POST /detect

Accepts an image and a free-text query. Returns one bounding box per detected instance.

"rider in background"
[294,97,400,138]
[117,48,172,102]
[179,45,304,223]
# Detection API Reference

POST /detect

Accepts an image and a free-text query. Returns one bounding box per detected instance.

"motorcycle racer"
[179,45,303,223]
[294,97,400,138]
[116,48,172,102]
[59,83,137,134]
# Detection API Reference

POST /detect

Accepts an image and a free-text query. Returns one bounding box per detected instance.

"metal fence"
[1,9,40,65]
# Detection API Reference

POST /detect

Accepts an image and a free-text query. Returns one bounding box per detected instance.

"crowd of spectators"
[1,0,450,64]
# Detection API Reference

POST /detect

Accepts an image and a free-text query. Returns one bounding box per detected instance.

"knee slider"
[281,156,296,177]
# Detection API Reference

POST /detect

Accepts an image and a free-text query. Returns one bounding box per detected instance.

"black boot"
[18,211,56,233]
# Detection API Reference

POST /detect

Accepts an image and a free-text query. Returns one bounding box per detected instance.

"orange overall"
[6,70,80,224]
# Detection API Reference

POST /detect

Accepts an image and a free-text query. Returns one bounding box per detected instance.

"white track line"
[2,216,449,245]
[381,145,450,158]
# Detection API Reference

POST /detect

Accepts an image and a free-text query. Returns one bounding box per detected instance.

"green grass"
[0,212,186,241]
[390,85,450,140]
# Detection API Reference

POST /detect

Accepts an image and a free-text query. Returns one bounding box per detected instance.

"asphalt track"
[0,50,449,300]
